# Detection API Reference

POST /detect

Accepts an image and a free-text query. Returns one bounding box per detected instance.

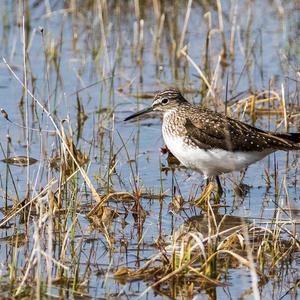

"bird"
[124,88,300,196]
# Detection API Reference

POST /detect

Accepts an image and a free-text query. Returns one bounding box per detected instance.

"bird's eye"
[161,98,169,105]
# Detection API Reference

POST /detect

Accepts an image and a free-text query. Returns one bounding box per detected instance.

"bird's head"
[124,88,187,121]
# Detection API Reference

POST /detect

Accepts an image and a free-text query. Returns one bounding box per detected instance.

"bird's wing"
[184,111,299,151]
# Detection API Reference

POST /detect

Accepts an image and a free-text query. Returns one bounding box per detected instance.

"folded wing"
[184,109,300,152]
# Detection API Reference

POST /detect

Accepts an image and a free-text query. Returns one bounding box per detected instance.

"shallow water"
[0,1,299,299]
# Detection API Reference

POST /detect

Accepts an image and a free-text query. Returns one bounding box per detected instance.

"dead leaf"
[1,156,38,166]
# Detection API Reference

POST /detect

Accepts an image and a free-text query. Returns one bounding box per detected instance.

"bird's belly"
[163,134,271,176]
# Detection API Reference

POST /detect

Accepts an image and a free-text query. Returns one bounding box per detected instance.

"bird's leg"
[215,175,223,199]
[198,176,223,205]
[206,177,210,186]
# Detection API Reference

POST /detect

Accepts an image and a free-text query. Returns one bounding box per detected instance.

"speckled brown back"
[163,102,300,152]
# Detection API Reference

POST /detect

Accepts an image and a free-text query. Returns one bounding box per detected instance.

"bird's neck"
[162,107,187,137]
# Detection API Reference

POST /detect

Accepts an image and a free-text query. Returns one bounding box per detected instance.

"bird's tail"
[272,132,300,144]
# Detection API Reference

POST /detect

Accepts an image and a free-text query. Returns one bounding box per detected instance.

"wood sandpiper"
[124,88,300,196]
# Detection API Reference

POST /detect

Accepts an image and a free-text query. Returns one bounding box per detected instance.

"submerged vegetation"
[0,0,299,298]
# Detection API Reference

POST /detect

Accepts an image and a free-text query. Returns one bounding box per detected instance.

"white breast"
[162,131,272,177]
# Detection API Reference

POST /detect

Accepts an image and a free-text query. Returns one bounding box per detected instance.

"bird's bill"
[124,106,153,121]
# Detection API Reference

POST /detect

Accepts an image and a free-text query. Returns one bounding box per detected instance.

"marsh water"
[0,1,299,299]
